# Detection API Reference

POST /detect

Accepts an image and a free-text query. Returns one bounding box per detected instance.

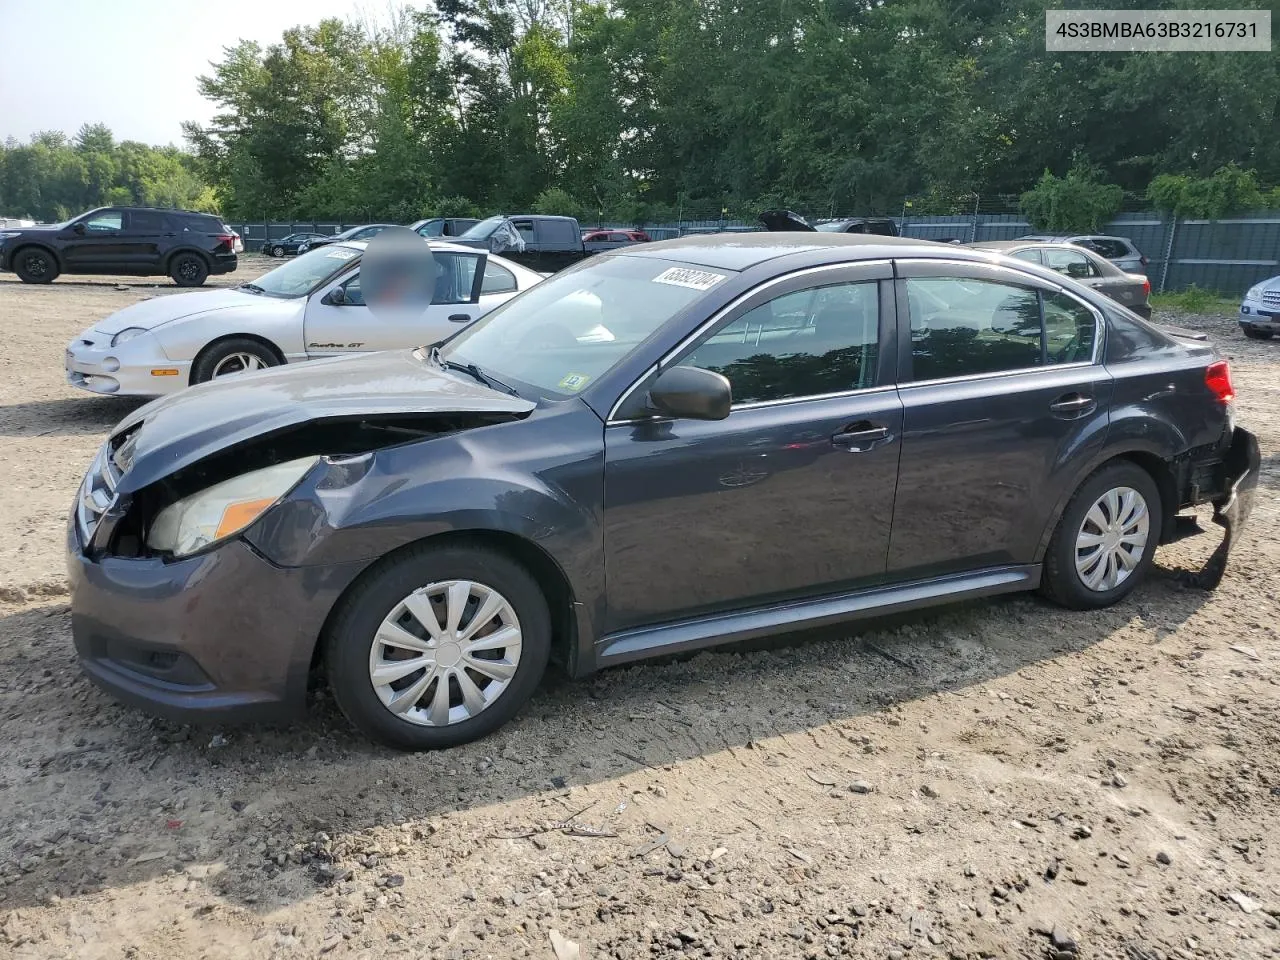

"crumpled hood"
[93,289,278,335]
[111,350,535,493]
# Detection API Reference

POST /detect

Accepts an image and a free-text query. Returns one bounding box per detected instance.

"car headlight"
[146,457,318,557]
[1246,284,1269,301]
[298,243,311,253]
[110,327,148,347]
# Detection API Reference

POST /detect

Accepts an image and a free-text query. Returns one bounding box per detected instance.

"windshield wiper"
[239,282,265,294]
[429,345,519,396]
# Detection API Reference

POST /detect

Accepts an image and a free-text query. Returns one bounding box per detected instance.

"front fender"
[150,303,307,360]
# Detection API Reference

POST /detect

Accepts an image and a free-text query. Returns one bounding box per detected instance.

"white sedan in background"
[65,240,543,397]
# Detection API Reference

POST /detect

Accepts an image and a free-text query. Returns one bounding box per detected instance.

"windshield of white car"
[457,216,505,241]
[243,244,361,298]
[439,255,736,400]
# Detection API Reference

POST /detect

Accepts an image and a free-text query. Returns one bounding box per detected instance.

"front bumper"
[67,514,369,724]
[65,334,190,397]
[1239,301,1280,332]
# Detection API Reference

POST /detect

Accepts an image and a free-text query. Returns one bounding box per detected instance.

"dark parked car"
[761,209,899,236]
[970,241,1153,318]
[299,224,397,253]
[453,214,600,272]
[0,206,237,286]
[1019,234,1148,274]
[262,233,328,257]
[409,217,481,239]
[68,234,1258,750]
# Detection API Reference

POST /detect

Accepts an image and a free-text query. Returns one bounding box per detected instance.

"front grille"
[1262,290,1280,306]
[76,431,134,546]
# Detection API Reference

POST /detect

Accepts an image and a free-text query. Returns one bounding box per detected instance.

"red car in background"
[582,229,651,244]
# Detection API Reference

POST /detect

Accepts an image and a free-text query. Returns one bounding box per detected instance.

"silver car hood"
[111,349,535,493]
[93,289,295,335]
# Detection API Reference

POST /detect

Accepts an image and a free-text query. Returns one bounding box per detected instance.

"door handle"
[831,422,890,452]
[448,313,473,323]
[1049,393,1096,416]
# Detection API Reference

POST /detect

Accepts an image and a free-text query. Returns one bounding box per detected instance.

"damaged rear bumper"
[1193,426,1261,589]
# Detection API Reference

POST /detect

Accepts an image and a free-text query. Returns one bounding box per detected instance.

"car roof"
[614,231,938,271]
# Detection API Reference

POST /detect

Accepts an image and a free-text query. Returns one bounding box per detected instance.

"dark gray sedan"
[68,234,1258,750]
[970,241,1152,318]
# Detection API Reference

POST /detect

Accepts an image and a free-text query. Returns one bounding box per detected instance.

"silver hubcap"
[1075,486,1150,592]
[211,352,266,377]
[369,580,522,727]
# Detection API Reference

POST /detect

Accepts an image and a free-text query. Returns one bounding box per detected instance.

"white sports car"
[64,240,543,397]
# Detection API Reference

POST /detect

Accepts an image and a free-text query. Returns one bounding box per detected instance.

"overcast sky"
[0,0,374,147]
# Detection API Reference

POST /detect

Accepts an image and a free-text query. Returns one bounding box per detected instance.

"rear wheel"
[1041,461,1162,610]
[191,337,279,384]
[1242,325,1273,341]
[169,253,209,287]
[13,247,58,284]
[324,543,551,750]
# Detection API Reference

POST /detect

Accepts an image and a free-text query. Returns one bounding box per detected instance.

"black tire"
[271,245,285,258]
[324,543,551,750]
[169,252,209,287]
[1242,326,1273,341]
[190,337,279,384]
[1040,461,1163,610]
[12,246,59,284]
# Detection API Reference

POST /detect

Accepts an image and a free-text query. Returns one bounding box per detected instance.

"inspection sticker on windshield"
[558,373,591,392]
[325,249,359,260]
[652,267,726,291]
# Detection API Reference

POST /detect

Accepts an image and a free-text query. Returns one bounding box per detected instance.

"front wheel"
[1242,326,1273,341]
[191,337,279,384]
[324,544,551,750]
[271,245,285,258]
[1041,462,1162,610]
[13,247,59,283]
[169,253,209,287]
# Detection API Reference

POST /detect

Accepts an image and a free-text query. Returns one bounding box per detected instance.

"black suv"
[0,207,238,287]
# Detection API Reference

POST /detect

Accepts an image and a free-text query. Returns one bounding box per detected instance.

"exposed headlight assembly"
[146,457,318,557]
[110,327,148,347]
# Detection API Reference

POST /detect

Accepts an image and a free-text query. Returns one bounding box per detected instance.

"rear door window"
[130,211,167,233]
[905,277,1044,380]
[433,253,482,303]
[480,260,518,295]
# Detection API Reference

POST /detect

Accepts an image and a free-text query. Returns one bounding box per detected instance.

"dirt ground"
[0,264,1278,960]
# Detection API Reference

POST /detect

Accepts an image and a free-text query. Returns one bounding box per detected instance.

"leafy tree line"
[0,124,217,221]
[5,0,1279,231]
[179,0,1280,226]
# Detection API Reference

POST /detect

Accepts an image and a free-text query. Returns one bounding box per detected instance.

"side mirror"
[1066,262,1089,279]
[647,365,731,421]
[72,222,86,235]
[326,286,346,305]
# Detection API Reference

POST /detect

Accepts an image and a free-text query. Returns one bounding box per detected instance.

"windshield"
[244,244,360,298]
[457,215,505,241]
[440,255,735,400]
[813,221,847,232]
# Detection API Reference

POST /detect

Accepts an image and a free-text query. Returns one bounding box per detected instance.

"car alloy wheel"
[1074,486,1150,592]
[272,245,285,257]
[210,352,268,378]
[368,579,523,726]
[24,251,49,277]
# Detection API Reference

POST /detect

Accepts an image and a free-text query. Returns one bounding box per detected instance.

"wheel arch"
[311,528,579,678]
[189,333,287,385]
[1034,445,1178,561]
[162,246,214,271]
[10,242,64,270]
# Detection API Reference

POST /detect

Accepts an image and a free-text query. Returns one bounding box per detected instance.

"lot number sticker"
[653,267,726,291]
[558,373,591,392]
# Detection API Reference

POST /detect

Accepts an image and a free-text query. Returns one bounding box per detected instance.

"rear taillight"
[1205,360,1235,404]
[1142,277,1151,297]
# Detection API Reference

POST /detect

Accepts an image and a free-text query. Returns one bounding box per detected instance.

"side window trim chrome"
[606,261,891,423]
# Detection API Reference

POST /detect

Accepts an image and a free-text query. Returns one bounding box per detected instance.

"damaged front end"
[77,411,527,562]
